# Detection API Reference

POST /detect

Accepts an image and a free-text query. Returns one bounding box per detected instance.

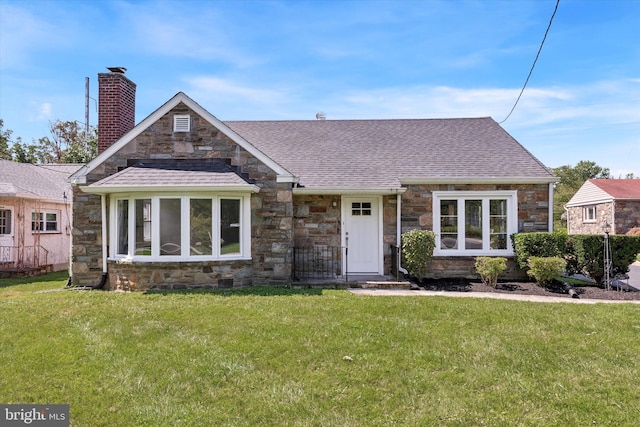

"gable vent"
[173,114,191,132]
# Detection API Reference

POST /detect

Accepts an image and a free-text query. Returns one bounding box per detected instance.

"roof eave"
[80,184,261,194]
[400,176,559,185]
[293,187,406,195]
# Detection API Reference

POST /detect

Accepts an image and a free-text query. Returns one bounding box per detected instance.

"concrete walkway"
[350,261,640,304]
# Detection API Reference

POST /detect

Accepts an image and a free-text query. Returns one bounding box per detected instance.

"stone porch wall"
[107,259,252,291]
[71,103,293,289]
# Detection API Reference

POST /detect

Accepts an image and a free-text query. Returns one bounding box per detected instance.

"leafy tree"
[0,119,13,160]
[552,161,611,229]
[37,120,97,163]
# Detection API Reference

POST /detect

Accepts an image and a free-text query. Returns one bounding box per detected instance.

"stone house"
[565,179,640,235]
[68,69,558,290]
[0,159,79,275]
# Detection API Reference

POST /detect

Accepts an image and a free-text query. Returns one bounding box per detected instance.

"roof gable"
[69,92,295,184]
[566,179,640,207]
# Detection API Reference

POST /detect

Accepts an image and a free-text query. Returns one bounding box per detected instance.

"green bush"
[570,234,640,285]
[512,232,567,269]
[474,257,507,288]
[401,229,436,279]
[527,256,566,287]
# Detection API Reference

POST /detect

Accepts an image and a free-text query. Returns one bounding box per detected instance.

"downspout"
[397,193,407,277]
[91,194,108,289]
[64,191,73,287]
[548,182,554,232]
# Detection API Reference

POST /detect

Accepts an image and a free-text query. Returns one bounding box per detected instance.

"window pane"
[32,212,43,232]
[45,213,58,231]
[490,200,507,250]
[190,199,212,255]
[465,200,483,249]
[0,209,11,234]
[135,199,152,255]
[220,199,241,255]
[160,199,181,256]
[117,200,129,255]
[440,200,458,249]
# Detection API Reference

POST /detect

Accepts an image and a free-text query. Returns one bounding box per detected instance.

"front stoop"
[354,281,412,290]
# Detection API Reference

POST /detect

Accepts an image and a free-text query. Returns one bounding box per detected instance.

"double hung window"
[583,206,596,223]
[112,194,249,261]
[433,191,517,255]
[31,210,59,233]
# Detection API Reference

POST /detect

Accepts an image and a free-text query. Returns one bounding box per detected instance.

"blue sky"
[1,0,638,176]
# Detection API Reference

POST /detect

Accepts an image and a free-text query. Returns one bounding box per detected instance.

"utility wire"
[499,0,560,124]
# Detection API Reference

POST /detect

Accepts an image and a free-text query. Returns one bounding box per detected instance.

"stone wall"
[614,200,640,234]
[71,103,293,289]
[107,259,252,291]
[568,201,640,235]
[567,202,612,235]
[401,183,551,279]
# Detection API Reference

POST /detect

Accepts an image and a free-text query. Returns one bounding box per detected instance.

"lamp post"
[603,221,612,290]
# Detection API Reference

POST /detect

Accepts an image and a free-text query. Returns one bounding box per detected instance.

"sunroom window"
[433,191,517,255]
[112,194,250,261]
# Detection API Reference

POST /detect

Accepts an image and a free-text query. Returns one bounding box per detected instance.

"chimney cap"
[107,66,127,74]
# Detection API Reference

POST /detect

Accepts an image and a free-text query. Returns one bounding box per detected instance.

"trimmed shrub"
[571,234,640,285]
[401,229,436,279]
[527,256,566,287]
[512,232,567,269]
[475,257,507,288]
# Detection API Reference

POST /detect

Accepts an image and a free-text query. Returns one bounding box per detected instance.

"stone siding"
[107,259,252,291]
[568,200,640,235]
[71,103,293,289]
[401,183,551,279]
[613,200,640,234]
[567,202,612,235]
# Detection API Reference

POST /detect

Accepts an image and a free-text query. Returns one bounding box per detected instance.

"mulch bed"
[419,278,640,301]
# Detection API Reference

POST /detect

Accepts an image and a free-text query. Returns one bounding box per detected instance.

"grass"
[2,272,640,426]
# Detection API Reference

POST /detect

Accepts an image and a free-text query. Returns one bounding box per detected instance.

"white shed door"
[344,197,380,274]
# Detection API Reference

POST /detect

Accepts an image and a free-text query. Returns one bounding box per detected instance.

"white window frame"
[582,205,597,223]
[0,208,12,235]
[432,191,518,256]
[109,192,251,262]
[31,210,60,234]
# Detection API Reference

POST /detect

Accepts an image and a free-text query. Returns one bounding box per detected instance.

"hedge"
[513,232,640,285]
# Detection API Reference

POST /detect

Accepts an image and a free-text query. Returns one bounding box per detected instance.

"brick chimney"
[97,67,136,153]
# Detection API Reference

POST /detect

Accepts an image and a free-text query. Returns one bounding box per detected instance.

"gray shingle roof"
[90,166,252,188]
[225,117,556,189]
[0,160,80,201]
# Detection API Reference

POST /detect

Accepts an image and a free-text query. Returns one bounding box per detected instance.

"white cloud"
[184,76,287,107]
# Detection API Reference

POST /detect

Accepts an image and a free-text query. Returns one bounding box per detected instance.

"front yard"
[1,271,639,426]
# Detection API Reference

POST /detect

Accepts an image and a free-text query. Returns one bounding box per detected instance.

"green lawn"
[2,272,640,426]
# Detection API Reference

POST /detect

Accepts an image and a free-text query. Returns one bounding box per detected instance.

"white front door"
[343,197,381,274]
[0,208,14,262]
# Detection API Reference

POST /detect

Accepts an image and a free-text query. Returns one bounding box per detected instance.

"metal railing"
[0,245,49,271]
[292,246,342,281]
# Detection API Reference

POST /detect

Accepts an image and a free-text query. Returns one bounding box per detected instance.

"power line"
[499,0,560,124]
